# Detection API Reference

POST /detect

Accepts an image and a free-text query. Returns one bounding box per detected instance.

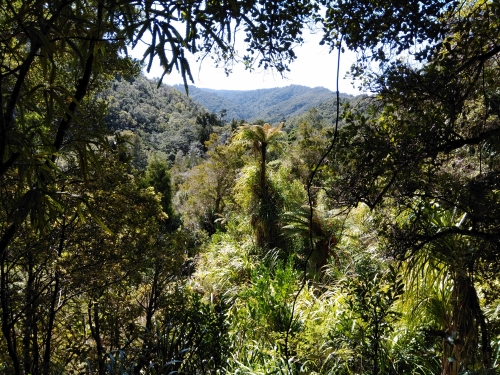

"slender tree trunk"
[23,256,36,375]
[372,320,379,375]
[42,217,66,375]
[1,250,21,375]
[42,274,59,375]
[477,298,492,369]
[135,263,162,375]
[89,303,106,375]
[145,263,160,331]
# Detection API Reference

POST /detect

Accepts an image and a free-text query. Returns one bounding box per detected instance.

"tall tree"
[233,122,285,248]
[177,134,245,234]
[233,122,284,197]
[143,157,175,225]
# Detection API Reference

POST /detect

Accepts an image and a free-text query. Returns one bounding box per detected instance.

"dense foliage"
[103,75,209,164]
[2,0,500,375]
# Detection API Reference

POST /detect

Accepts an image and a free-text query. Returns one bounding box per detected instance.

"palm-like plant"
[233,122,284,197]
[396,202,493,375]
[233,123,285,249]
[282,204,339,274]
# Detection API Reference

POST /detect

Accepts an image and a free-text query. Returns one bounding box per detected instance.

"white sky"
[132,31,361,96]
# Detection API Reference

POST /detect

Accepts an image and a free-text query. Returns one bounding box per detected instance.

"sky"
[132,31,361,96]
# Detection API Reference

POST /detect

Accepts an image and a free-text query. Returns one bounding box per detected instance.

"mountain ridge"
[174,84,353,123]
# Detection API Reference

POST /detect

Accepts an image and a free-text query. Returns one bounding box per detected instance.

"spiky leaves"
[233,123,285,249]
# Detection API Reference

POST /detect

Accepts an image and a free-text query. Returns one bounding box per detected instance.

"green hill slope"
[176,84,354,123]
[103,75,209,165]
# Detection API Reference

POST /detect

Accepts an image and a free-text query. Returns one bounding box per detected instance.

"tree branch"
[456,44,500,74]
[434,126,500,155]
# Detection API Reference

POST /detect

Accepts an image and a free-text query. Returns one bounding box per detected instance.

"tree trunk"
[441,271,490,375]
[23,256,37,375]
[42,274,59,375]
[1,251,21,375]
[260,142,267,196]
[89,303,106,375]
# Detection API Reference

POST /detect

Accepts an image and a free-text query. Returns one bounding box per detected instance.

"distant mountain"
[175,84,353,123]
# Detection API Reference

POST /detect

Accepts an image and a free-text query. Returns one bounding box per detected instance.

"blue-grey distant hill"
[174,84,353,123]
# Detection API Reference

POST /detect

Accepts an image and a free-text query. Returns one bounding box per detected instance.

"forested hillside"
[180,84,353,123]
[2,1,500,375]
[103,75,212,165]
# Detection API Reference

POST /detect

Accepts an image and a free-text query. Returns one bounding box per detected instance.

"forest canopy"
[1,0,500,375]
